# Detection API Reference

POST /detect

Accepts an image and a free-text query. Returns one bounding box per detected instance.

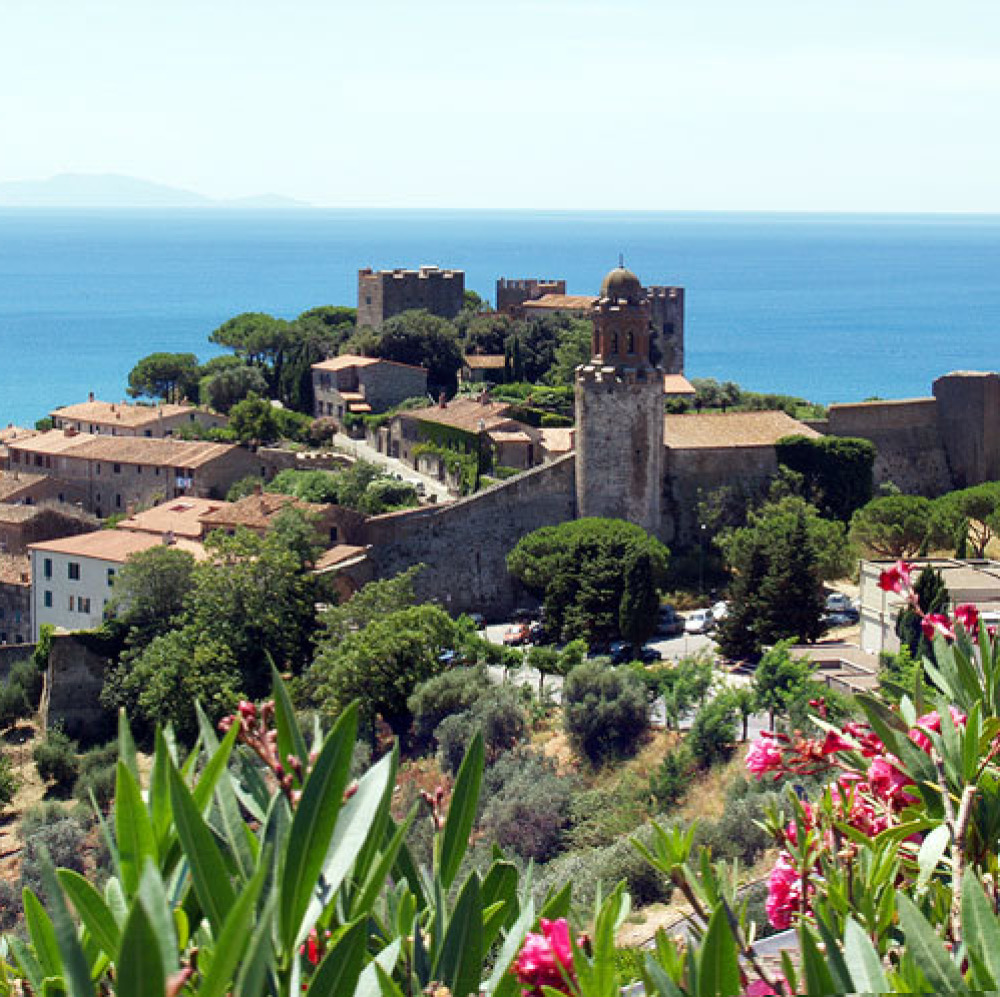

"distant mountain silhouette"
[0,173,311,209]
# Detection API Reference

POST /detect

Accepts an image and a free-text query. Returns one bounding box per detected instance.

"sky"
[2,0,999,211]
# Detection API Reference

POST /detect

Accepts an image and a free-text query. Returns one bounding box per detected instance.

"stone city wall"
[363,455,576,617]
[825,397,952,496]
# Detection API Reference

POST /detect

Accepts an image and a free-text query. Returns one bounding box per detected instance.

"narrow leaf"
[438,733,484,890]
[696,905,740,997]
[118,709,139,783]
[896,892,965,992]
[115,761,157,895]
[117,900,165,997]
[137,859,177,978]
[272,663,309,782]
[962,868,1000,987]
[56,871,120,961]
[354,939,401,997]
[39,856,97,997]
[309,918,368,997]
[915,824,951,890]
[843,917,889,993]
[435,871,483,997]
[22,889,61,980]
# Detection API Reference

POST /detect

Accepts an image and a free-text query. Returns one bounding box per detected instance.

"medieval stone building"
[357,266,464,329]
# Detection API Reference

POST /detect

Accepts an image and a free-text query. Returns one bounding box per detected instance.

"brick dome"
[599,266,643,303]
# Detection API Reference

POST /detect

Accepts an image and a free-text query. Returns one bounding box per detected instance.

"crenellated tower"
[574,265,664,535]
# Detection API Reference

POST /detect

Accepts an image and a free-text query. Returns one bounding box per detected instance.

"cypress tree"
[895,566,947,660]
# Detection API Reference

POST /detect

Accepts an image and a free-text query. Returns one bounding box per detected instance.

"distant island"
[0,173,311,209]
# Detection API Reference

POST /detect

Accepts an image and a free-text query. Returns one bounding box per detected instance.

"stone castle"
[357,265,465,329]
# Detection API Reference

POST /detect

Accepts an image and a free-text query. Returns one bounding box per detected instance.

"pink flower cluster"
[748,704,967,928]
[878,559,985,642]
[513,919,575,996]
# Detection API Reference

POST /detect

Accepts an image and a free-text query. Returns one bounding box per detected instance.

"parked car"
[528,621,550,642]
[512,607,538,623]
[685,609,716,635]
[825,592,856,614]
[655,604,684,636]
[502,623,531,646]
[711,600,729,622]
[610,641,662,664]
[467,612,487,630]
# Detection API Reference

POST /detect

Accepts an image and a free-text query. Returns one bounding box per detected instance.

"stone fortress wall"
[357,266,465,329]
[363,456,576,616]
[647,286,685,375]
[823,372,1000,496]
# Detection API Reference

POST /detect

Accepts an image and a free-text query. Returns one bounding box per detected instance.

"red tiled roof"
[664,411,821,449]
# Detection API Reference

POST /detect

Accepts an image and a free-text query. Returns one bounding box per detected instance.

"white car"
[685,609,715,634]
[711,600,729,622]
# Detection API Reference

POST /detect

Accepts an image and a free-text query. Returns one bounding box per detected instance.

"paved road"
[331,431,453,502]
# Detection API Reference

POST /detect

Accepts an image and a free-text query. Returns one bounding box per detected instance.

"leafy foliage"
[33,727,80,793]
[562,661,648,765]
[126,351,200,402]
[775,434,876,521]
[850,493,936,557]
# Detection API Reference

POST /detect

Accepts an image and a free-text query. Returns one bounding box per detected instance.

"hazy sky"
[2,0,998,210]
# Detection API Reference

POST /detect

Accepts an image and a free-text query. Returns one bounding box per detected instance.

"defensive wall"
[363,455,576,617]
[825,397,952,496]
[357,266,465,329]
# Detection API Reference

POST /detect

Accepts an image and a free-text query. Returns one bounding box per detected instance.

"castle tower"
[575,265,664,534]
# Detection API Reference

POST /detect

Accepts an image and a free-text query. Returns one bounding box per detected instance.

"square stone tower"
[574,266,664,535]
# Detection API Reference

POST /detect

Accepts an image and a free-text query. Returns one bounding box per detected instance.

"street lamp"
[699,523,707,595]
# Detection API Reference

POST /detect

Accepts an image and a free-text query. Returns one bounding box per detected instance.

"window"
[329,527,339,543]
[68,596,75,611]
[13,611,20,624]
[115,494,122,508]
[0,633,6,644]
[107,568,115,587]
[44,590,53,608]
[68,562,80,580]
[96,463,101,475]
[136,465,142,474]
[79,597,91,613]
[14,635,22,644]
[43,558,52,579]
[155,467,161,476]
[113,463,121,474]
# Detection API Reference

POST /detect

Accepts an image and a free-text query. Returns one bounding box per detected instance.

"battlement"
[496,277,568,316]
[358,266,465,329]
[575,364,656,386]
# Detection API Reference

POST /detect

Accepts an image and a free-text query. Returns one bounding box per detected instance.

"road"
[330,431,453,502]
[481,621,771,737]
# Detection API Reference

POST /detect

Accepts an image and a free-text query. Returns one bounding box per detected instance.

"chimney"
[162,530,176,546]
[88,391,95,402]
[438,391,447,409]
[125,503,136,517]
[64,427,77,437]
[253,483,263,496]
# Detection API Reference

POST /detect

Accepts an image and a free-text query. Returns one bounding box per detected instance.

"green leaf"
[272,662,309,782]
[642,953,686,997]
[148,728,174,858]
[374,963,407,997]
[280,701,357,954]
[354,938,401,997]
[309,918,369,997]
[117,901,165,997]
[896,891,965,992]
[39,855,97,997]
[438,733,484,890]
[483,897,534,997]
[696,905,740,997]
[55,871,120,961]
[8,935,44,994]
[115,761,157,896]
[191,717,240,815]
[843,917,888,994]
[22,889,61,980]
[962,868,1000,987]
[799,924,836,996]
[299,751,393,945]
[539,881,572,921]
[167,759,235,934]
[136,859,177,978]
[915,824,951,891]
[813,909,856,995]
[118,709,140,784]
[196,858,268,997]
[435,871,483,997]
[350,806,417,920]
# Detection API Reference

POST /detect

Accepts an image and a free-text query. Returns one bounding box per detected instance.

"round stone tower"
[575,265,664,535]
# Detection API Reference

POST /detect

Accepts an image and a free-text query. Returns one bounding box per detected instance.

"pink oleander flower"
[765,853,803,930]
[746,733,784,778]
[878,560,913,594]
[954,603,979,633]
[909,707,967,752]
[921,613,955,643]
[744,980,789,996]
[868,755,916,808]
[820,730,853,755]
[513,918,575,996]
[842,721,885,758]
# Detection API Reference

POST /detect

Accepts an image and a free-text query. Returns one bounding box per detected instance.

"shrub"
[562,661,648,765]
[568,776,650,850]
[409,667,490,753]
[435,687,527,774]
[0,880,19,929]
[20,814,86,905]
[0,752,19,810]
[9,658,43,705]
[34,727,80,793]
[0,681,30,729]
[649,744,696,809]
[480,749,574,863]
[688,697,737,769]
[73,741,118,811]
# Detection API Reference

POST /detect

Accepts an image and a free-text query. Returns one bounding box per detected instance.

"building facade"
[29,530,205,640]
[0,555,30,645]
[357,266,465,329]
[51,396,228,438]
[495,278,567,318]
[6,430,261,518]
[311,355,428,420]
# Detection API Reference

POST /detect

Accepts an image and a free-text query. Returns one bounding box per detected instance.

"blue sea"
[1,209,999,427]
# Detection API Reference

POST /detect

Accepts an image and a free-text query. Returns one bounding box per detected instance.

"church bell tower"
[574,264,664,535]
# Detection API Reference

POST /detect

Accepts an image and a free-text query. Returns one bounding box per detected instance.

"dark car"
[655,604,684,637]
[610,642,661,664]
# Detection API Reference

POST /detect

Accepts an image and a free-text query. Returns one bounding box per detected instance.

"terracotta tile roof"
[488,429,532,443]
[348,403,373,413]
[0,472,50,502]
[28,529,206,563]
[464,355,506,369]
[664,411,821,449]
[400,398,514,433]
[199,492,333,531]
[314,544,368,572]
[118,497,229,539]
[10,430,241,468]
[311,354,427,374]
[663,374,696,396]
[538,427,575,454]
[0,505,45,524]
[0,426,38,445]
[0,555,30,586]
[51,399,214,428]
[522,294,596,312]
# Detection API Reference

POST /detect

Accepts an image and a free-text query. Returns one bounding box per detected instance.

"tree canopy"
[372,310,464,394]
[127,352,200,403]
[775,434,876,521]
[849,494,936,558]
[506,518,669,644]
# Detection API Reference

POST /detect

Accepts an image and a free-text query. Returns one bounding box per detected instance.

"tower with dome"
[574,263,665,535]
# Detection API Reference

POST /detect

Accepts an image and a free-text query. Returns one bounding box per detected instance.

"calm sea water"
[1,209,998,427]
